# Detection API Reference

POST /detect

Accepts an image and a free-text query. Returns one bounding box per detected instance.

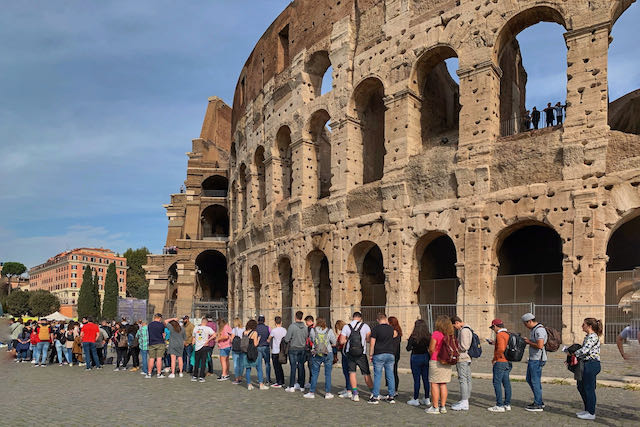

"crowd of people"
[5,311,611,421]
[523,102,566,130]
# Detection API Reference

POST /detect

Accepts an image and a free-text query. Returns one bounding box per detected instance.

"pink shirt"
[430,330,444,361]
[217,324,232,349]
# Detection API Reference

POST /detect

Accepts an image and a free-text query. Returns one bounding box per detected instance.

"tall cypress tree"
[93,271,101,319]
[102,262,118,320]
[77,266,95,319]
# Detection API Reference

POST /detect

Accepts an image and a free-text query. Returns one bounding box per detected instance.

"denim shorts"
[219,347,231,357]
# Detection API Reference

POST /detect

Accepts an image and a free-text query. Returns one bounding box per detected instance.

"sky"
[1,1,638,271]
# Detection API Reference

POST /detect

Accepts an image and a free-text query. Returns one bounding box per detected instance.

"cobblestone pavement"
[1,356,638,427]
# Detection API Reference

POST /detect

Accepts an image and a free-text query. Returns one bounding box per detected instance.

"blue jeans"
[140,349,149,374]
[288,349,306,388]
[410,353,430,400]
[66,348,74,364]
[82,342,101,369]
[493,361,512,406]
[309,353,333,393]
[232,351,243,380]
[577,360,601,415]
[526,360,545,405]
[55,341,65,363]
[36,342,50,365]
[372,353,396,398]
[257,346,271,384]
[341,352,350,388]
[183,344,193,373]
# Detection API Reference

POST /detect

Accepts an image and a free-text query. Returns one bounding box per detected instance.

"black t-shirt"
[371,324,395,355]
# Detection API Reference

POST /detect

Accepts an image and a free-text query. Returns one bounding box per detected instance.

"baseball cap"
[490,319,503,328]
[521,313,535,322]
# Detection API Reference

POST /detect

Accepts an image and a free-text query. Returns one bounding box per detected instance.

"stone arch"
[200,204,229,238]
[201,175,228,197]
[277,255,294,324]
[276,126,293,200]
[195,250,228,301]
[254,146,266,211]
[239,163,248,227]
[611,0,636,26]
[351,77,386,184]
[410,45,460,148]
[606,208,640,304]
[306,249,331,323]
[251,264,262,316]
[306,109,332,199]
[230,179,238,232]
[305,50,332,97]
[413,232,459,303]
[230,142,237,169]
[347,241,386,315]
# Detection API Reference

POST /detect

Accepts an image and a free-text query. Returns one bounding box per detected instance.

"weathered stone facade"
[148,0,640,341]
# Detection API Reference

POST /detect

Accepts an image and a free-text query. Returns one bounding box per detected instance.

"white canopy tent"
[42,311,72,321]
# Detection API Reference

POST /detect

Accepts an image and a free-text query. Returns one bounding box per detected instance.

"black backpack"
[246,332,258,362]
[347,323,364,357]
[232,335,242,352]
[463,326,482,359]
[278,339,289,365]
[504,331,527,362]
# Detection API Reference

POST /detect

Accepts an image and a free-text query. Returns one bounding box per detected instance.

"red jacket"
[30,330,40,345]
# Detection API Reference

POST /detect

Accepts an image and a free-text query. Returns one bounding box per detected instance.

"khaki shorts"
[148,343,166,359]
[429,360,452,384]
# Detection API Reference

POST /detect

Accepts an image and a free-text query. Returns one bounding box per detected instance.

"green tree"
[5,289,31,316]
[28,289,60,317]
[77,266,97,319]
[102,263,119,320]
[123,247,150,299]
[93,271,102,319]
[1,262,27,278]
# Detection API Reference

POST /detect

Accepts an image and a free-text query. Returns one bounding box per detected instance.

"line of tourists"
[6,311,605,421]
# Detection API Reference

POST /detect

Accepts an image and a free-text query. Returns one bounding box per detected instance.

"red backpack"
[437,334,460,365]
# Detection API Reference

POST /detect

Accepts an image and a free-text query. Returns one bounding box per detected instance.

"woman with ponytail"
[572,318,602,420]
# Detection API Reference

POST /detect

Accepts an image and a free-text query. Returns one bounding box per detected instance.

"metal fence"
[500,113,563,137]
[223,303,634,344]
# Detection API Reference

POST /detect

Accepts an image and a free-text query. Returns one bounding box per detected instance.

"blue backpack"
[463,326,482,359]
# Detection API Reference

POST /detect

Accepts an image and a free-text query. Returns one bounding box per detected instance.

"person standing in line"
[388,316,402,398]
[572,318,603,421]
[531,107,540,129]
[205,316,218,376]
[303,315,315,389]
[182,315,195,374]
[406,319,431,407]
[339,312,373,402]
[544,102,555,127]
[80,317,101,370]
[35,320,51,367]
[368,313,397,404]
[165,319,186,378]
[242,319,263,390]
[146,313,166,379]
[554,102,565,125]
[53,323,68,366]
[487,318,512,412]
[114,324,129,371]
[426,315,454,415]
[334,320,351,397]
[284,311,309,392]
[136,320,149,376]
[192,318,216,383]
[268,316,287,388]
[95,324,109,366]
[451,316,472,411]
[304,317,337,399]
[217,318,232,381]
[230,317,245,385]
[30,321,41,365]
[9,318,24,354]
[522,312,547,412]
[127,324,141,372]
[255,315,272,385]
[65,321,76,365]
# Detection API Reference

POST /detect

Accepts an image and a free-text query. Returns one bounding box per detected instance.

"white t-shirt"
[620,325,640,341]
[269,326,287,354]
[193,325,215,351]
[341,320,371,353]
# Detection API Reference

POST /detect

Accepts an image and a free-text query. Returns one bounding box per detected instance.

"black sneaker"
[386,395,396,404]
[525,404,544,412]
[367,396,380,405]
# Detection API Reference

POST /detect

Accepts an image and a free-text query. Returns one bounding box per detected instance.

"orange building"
[29,248,128,309]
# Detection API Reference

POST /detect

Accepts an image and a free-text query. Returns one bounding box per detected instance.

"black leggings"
[116,347,128,368]
[194,347,208,379]
[386,356,400,393]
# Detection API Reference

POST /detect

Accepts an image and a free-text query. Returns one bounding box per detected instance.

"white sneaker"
[179,372,183,378]
[157,374,165,379]
[407,399,420,406]
[439,406,447,414]
[576,411,588,416]
[113,367,120,371]
[337,389,348,396]
[168,373,175,379]
[285,387,296,393]
[419,398,431,406]
[488,406,506,412]
[294,383,302,391]
[351,394,360,402]
[163,367,170,373]
[304,382,311,389]
[325,393,334,399]
[425,406,440,414]
[259,384,269,390]
[303,392,315,399]
[452,401,469,411]
[577,413,595,420]
[144,374,151,379]
[504,405,511,411]
[247,384,254,390]
[339,391,353,399]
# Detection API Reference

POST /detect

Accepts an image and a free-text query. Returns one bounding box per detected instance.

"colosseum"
[145,0,640,341]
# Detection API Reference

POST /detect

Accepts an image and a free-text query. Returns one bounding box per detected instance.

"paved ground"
[1,352,638,427]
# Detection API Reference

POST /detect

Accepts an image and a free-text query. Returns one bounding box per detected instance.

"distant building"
[29,248,128,307]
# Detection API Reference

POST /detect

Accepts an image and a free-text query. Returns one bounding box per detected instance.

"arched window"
[251,265,261,315]
[239,164,248,227]
[200,204,229,238]
[307,250,331,323]
[195,250,228,300]
[279,257,293,324]
[306,50,332,97]
[254,146,266,211]
[352,78,386,184]
[307,110,332,199]
[201,175,228,198]
[276,126,293,199]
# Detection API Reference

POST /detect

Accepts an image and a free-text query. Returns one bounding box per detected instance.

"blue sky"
[1,1,638,270]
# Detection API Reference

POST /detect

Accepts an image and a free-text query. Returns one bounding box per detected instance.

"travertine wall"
[227,0,640,341]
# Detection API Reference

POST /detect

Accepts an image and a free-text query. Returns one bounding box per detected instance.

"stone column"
[291,137,318,207]
[383,89,422,175]
[176,260,195,317]
[387,221,420,334]
[263,155,276,216]
[562,22,610,180]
